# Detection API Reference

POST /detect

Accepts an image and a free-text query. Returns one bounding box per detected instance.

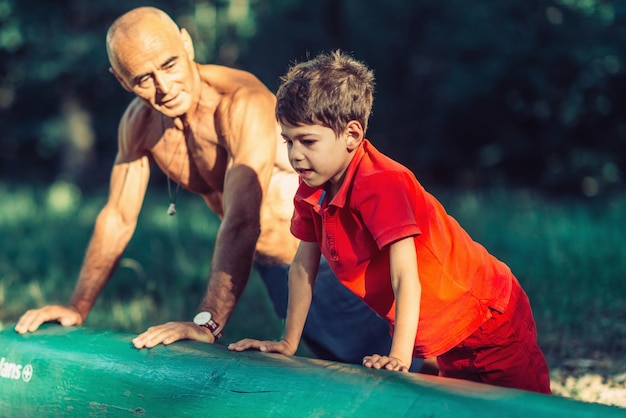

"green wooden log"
[0,325,624,417]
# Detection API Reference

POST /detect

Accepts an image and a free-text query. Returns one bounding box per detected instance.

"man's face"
[110,27,196,118]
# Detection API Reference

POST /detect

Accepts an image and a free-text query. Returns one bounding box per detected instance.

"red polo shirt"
[291,140,513,357]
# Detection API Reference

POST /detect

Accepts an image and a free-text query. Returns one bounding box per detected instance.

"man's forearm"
[67,214,132,319]
[68,249,124,319]
[198,219,260,326]
[68,269,120,320]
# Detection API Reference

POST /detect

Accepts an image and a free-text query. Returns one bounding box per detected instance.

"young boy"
[229,50,551,394]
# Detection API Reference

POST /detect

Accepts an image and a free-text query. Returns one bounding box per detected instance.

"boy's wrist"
[281,337,298,353]
[388,352,412,368]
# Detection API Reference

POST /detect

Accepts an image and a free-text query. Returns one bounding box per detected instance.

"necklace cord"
[162,115,183,215]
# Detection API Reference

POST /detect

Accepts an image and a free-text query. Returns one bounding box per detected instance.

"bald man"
[15,6,420,370]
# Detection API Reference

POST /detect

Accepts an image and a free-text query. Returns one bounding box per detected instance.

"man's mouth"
[160,93,180,107]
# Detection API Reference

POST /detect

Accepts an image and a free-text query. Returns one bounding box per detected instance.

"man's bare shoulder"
[199,64,278,147]
[117,98,161,162]
[199,64,274,100]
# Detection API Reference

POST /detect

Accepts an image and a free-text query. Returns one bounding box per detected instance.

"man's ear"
[180,28,195,61]
[109,67,132,92]
[345,120,364,150]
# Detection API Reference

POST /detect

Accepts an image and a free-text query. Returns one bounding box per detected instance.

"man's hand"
[131,322,217,348]
[228,338,296,356]
[15,305,84,334]
[362,354,409,372]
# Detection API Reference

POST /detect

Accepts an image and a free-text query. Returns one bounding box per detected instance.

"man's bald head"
[106,7,181,72]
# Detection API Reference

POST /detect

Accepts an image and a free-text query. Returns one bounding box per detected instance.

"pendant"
[167,203,177,216]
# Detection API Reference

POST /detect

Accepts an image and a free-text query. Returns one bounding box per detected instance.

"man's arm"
[15,155,150,333]
[68,156,151,317]
[132,83,278,348]
[200,86,278,322]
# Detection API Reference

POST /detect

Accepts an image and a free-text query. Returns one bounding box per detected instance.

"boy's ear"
[345,120,364,150]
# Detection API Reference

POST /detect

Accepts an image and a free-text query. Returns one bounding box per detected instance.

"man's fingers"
[15,306,82,334]
[133,324,178,348]
[132,322,215,349]
[14,311,40,334]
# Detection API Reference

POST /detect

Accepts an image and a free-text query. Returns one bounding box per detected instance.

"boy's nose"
[288,146,303,162]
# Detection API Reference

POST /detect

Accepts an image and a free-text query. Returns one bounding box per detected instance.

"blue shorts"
[255,258,423,372]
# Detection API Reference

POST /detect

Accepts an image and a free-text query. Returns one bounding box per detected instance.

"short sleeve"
[290,193,318,242]
[354,171,422,249]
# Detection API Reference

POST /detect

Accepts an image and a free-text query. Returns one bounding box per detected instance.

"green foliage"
[438,188,626,361]
[0,0,264,186]
[0,181,283,344]
[1,0,625,194]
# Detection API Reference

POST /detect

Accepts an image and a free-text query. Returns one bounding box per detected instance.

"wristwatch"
[193,311,223,340]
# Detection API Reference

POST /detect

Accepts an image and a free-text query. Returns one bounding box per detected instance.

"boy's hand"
[362,354,409,372]
[228,338,297,355]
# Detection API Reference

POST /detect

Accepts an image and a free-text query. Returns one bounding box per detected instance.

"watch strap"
[194,312,223,340]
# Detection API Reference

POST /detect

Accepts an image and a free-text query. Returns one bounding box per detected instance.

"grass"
[1,180,625,368]
[0,180,283,346]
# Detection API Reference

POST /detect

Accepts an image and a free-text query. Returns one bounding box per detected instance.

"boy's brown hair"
[276,50,375,136]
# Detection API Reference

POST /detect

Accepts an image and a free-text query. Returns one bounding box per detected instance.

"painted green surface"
[0,325,624,417]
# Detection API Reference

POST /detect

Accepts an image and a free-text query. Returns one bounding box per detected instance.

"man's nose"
[154,72,171,94]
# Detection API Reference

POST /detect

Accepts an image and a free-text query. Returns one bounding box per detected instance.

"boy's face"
[281,122,362,191]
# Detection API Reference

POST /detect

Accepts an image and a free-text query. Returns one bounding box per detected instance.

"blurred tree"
[244,0,626,195]
[1,0,625,196]
[0,0,259,188]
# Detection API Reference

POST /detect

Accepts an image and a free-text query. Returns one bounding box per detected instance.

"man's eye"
[137,76,152,88]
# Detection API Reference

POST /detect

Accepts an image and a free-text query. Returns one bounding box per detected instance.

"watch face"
[193,311,212,325]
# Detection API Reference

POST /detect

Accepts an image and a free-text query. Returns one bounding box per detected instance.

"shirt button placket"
[325,208,339,262]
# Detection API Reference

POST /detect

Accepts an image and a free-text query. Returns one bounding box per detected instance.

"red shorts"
[436,278,551,394]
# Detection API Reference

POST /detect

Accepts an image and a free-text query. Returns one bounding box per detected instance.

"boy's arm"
[282,241,320,349]
[364,236,420,371]
[228,241,320,354]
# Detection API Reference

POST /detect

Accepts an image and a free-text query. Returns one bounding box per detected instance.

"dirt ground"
[550,357,626,408]
[420,356,626,409]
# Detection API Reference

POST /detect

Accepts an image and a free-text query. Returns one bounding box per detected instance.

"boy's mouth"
[295,168,313,178]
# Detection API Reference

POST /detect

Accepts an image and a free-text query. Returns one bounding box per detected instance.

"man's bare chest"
[152,124,227,196]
